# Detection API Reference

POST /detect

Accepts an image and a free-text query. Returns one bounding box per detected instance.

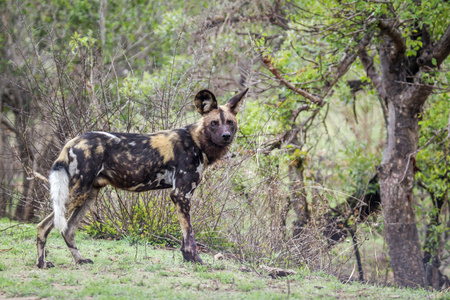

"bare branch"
[416,24,450,69]
[203,8,289,32]
[284,107,321,147]
[378,20,406,62]
[433,24,450,66]
[261,57,324,105]
[324,30,374,96]
[261,105,319,152]
[318,12,364,35]
[359,49,386,98]
[290,104,310,123]
[28,169,49,184]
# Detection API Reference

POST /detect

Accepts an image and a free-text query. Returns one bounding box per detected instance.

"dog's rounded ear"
[194,90,218,115]
[226,88,248,115]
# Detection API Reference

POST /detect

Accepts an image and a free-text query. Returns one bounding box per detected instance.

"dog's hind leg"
[36,212,55,268]
[61,189,99,265]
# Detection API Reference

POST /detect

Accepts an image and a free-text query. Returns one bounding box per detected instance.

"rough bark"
[378,135,425,287]
[375,35,432,287]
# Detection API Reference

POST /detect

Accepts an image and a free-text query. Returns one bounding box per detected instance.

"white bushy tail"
[49,168,69,232]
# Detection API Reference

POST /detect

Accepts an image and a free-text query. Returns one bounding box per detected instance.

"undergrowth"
[0,218,438,300]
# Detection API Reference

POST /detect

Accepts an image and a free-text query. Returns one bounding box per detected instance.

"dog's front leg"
[170,189,203,264]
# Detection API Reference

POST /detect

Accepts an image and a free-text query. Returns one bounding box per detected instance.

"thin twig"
[0,223,21,232]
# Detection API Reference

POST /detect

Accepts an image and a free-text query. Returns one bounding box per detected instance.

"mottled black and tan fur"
[36,89,248,268]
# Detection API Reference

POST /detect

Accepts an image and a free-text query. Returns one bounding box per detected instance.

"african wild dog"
[36,88,248,268]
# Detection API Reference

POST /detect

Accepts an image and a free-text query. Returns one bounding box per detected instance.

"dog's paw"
[37,261,55,269]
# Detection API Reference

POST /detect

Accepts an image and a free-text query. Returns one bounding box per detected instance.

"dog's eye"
[226,120,233,126]
[211,121,218,126]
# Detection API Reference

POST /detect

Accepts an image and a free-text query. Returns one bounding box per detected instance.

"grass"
[0,218,444,299]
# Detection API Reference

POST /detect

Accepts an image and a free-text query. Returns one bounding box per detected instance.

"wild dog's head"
[194,89,248,147]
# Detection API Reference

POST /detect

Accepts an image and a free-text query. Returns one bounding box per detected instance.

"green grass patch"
[0,218,439,299]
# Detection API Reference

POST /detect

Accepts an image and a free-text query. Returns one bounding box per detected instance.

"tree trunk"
[0,93,5,217]
[284,133,309,238]
[11,86,35,221]
[288,156,309,238]
[377,99,426,288]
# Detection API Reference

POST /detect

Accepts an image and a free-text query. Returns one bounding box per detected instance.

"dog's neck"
[188,121,230,165]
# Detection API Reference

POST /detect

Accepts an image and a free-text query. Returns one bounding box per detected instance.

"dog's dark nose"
[222,132,231,141]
